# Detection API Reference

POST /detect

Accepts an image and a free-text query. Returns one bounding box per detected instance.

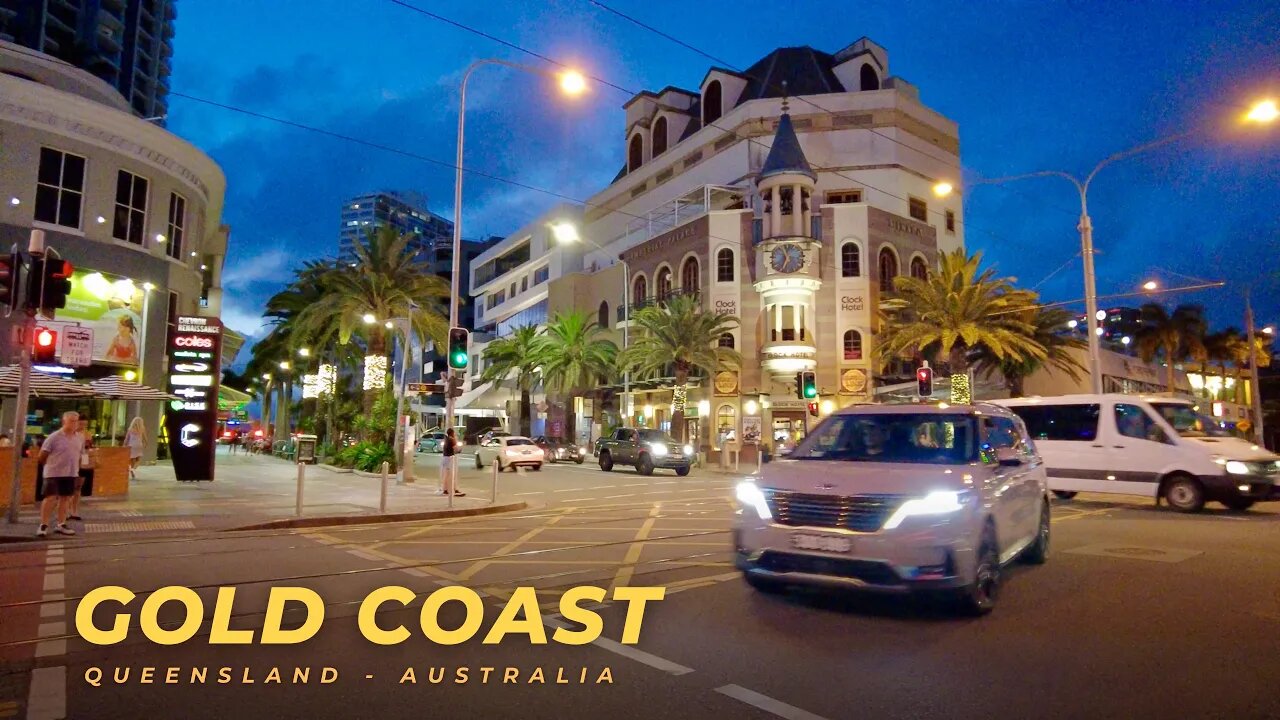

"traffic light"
[916,365,933,397]
[796,371,817,400]
[32,327,57,364]
[445,372,465,399]
[26,257,73,315]
[447,327,469,370]
[0,251,20,313]
[807,401,819,417]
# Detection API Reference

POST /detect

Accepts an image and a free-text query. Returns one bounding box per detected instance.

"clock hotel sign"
[165,316,223,481]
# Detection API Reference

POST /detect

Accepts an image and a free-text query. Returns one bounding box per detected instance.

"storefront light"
[744,399,759,415]
[697,400,710,416]
[643,404,654,418]
[820,400,835,415]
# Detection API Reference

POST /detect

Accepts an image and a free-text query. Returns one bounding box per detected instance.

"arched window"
[716,404,737,446]
[628,133,644,172]
[680,257,699,294]
[716,248,735,283]
[843,330,863,361]
[841,243,861,278]
[910,256,928,280]
[633,275,647,306]
[656,266,672,299]
[652,116,668,157]
[718,333,735,349]
[703,80,722,125]
[878,247,898,292]
[598,300,609,328]
[860,64,880,91]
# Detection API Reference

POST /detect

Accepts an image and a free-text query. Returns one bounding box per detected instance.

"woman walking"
[440,427,464,497]
[124,417,146,480]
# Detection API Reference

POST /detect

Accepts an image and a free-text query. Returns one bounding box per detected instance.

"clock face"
[770,244,805,273]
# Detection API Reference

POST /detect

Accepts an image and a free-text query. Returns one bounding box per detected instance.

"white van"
[994,394,1279,512]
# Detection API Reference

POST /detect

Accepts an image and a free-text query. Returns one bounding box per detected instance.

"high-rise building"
[338,190,453,261]
[0,0,175,120]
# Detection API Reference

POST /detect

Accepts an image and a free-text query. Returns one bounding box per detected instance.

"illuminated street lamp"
[1142,280,1158,291]
[278,361,290,371]
[1245,99,1278,124]
[362,313,377,325]
[298,347,310,357]
[932,181,954,198]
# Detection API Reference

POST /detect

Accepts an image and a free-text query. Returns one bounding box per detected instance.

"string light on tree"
[363,355,388,391]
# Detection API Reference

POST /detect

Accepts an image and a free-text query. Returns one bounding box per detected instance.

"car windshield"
[789,413,980,464]
[636,430,679,445]
[1151,403,1231,438]
[506,438,533,446]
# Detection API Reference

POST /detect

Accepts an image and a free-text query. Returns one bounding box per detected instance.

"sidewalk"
[0,449,524,542]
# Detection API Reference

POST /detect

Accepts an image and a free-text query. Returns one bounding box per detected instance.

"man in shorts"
[37,411,82,538]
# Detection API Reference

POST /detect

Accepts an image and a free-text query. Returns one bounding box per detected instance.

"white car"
[735,403,1051,615]
[475,435,544,472]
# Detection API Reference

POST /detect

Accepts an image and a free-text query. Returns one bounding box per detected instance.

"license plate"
[791,534,852,553]
[521,450,531,455]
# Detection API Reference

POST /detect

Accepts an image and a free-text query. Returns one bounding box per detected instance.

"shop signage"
[840,295,865,312]
[840,368,868,395]
[714,371,739,396]
[165,316,222,481]
[54,268,146,366]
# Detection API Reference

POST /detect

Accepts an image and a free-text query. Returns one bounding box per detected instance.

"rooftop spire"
[759,93,815,181]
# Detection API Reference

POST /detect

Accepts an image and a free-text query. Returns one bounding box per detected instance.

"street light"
[298,347,310,357]
[932,181,954,198]
[279,361,290,370]
[446,59,588,437]
[1245,99,1278,124]
[1142,280,1158,291]
[362,313,377,325]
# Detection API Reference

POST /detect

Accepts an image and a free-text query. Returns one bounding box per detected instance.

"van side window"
[1114,404,1172,445]
[1008,404,1099,442]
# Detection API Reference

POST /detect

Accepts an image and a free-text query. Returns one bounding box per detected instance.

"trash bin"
[295,434,318,464]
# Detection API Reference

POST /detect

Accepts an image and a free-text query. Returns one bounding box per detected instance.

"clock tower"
[754,101,821,380]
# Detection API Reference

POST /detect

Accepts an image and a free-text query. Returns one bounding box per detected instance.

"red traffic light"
[916,366,934,397]
[32,327,57,364]
[36,328,55,347]
[807,401,819,417]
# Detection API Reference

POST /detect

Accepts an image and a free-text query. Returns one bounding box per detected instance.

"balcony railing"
[768,328,810,343]
[616,289,700,322]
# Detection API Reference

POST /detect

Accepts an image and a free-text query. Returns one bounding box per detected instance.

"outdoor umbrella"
[88,377,178,444]
[0,365,96,398]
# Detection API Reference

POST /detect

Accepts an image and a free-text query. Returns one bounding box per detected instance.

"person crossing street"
[36,411,83,538]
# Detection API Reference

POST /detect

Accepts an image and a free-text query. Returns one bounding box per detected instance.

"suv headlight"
[883,490,969,530]
[683,444,694,456]
[735,481,772,520]
[649,442,669,457]
[1224,460,1251,475]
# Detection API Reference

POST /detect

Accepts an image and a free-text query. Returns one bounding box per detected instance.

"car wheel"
[956,525,1000,616]
[1163,474,1205,513]
[533,463,542,472]
[1222,497,1255,512]
[675,466,690,477]
[1052,490,1077,500]
[743,572,786,594]
[1021,499,1050,565]
[599,452,613,472]
[636,454,654,476]
[575,457,584,464]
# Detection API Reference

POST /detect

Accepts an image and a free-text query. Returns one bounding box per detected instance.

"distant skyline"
[167,0,1280,346]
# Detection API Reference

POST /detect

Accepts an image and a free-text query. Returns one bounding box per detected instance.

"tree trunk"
[671,366,689,442]
[948,347,970,404]
[519,387,531,437]
[1008,373,1026,398]
[261,383,274,444]
[363,328,387,422]
[563,395,577,443]
[1166,344,1177,393]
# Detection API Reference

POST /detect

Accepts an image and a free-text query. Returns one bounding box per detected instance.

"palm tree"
[1134,303,1207,392]
[974,306,1086,397]
[292,226,451,415]
[1202,328,1246,400]
[480,325,544,436]
[878,249,1046,401]
[538,311,617,443]
[620,294,740,442]
[1229,331,1273,405]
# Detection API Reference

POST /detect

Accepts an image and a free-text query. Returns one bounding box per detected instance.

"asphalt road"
[2,459,1279,719]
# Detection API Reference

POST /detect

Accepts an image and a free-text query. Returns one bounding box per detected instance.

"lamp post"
[1244,290,1270,448]
[550,221,631,427]
[446,59,586,436]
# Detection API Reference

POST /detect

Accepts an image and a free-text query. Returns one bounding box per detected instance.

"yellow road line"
[455,507,574,581]
[611,503,661,589]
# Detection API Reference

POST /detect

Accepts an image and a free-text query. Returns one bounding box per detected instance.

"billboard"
[164,316,222,481]
[55,268,146,366]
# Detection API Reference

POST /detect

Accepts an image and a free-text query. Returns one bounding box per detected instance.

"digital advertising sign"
[164,315,222,481]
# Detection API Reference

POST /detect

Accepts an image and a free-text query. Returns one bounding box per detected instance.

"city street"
[2,460,1279,719]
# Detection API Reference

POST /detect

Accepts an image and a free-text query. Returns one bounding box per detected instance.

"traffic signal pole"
[6,230,44,524]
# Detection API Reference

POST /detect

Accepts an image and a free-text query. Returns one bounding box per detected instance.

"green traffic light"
[803,385,817,398]
[451,350,468,368]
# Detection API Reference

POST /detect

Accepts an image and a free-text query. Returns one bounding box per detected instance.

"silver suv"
[734,403,1050,615]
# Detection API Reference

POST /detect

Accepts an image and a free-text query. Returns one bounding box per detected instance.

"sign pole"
[6,317,33,524]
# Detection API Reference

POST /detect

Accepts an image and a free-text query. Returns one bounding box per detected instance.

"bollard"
[295,462,305,517]
[491,460,499,505]
[756,447,762,475]
[380,461,389,513]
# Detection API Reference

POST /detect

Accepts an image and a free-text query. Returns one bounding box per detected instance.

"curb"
[223,500,528,532]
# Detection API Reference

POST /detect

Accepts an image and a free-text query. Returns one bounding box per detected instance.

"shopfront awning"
[88,376,176,400]
[0,365,96,397]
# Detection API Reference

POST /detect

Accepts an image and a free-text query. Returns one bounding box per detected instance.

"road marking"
[543,616,694,676]
[612,503,661,588]
[587,485,616,490]
[716,684,830,720]
[622,483,646,487]
[28,544,67,719]
[598,494,636,499]
[513,491,545,496]
[26,668,66,720]
[553,488,588,493]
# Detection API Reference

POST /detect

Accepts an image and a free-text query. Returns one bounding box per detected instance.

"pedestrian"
[69,417,96,522]
[441,427,464,497]
[36,411,82,537]
[124,417,145,479]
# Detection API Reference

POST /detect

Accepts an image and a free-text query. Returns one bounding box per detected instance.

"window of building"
[112,170,149,244]
[487,290,506,310]
[1008,404,1100,442]
[628,133,644,172]
[598,301,609,328]
[533,266,549,285]
[652,116,668,157]
[703,80,723,125]
[633,275,647,306]
[841,243,861,278]
[680,257,699,294]
[843,329,863,360]
[718,333,734,349]
[826,189,862,204]
[34,147,86,229]
[716,404,736,446]
[166,192,186,259]
[878,247,898,292]
[520,276,528,293]
[166,291,180,344]
[716,248,734,283]
[910,256,928,280]
[945,209,956,233]
[656,267,672,299]
[908,196,928,223]
[860,63,880,91]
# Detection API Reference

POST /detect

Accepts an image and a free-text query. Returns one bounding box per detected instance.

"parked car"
[994,394,1280,512]
[735,403,1051,615]
[477,429,512,446]
[417,430,446,453]
[596,428,693,476]
[475,435,544,471]
[533,436,587,464]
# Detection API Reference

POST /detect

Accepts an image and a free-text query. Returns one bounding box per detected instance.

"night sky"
[166,0,1280,356]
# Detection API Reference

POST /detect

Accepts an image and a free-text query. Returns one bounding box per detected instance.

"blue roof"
[759,112,815,181]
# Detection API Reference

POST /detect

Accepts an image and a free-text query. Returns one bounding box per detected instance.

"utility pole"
[1245,290,1267,448]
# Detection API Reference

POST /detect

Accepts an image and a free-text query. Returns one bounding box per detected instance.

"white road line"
[716,684,830,720]
[29,545,68,717]
[655,481,678,485]
[543,617,694,676]
[513,491,545,496]
[553,488,588,493]
[599,494,636,499]
[587,485,616,490]
[622,483,646,487]
[26,667,66,720]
